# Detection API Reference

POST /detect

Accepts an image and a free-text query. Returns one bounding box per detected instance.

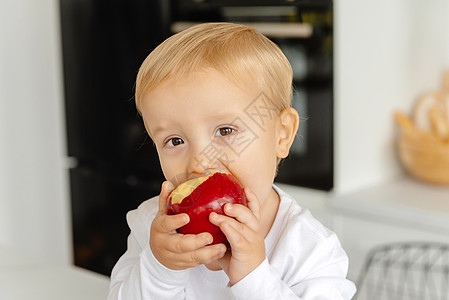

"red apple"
[166,172,247,245]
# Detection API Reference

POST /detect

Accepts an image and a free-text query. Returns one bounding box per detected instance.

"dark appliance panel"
[60,0,168,275]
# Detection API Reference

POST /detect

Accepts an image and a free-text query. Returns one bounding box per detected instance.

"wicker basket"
[398,137,449,185]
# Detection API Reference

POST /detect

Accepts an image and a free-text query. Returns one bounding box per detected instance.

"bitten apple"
[167,172,247,245]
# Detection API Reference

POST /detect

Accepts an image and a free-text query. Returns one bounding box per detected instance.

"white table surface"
[331,176,449,234]
[0,248,110,300]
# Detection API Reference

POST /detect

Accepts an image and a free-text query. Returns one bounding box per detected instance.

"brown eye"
[167,137,184,147]
[216,127,234,137]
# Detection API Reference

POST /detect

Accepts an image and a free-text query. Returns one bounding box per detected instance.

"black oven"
[60,0,333,276]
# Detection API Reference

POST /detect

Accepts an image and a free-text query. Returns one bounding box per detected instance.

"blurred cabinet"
[331,177,449,281]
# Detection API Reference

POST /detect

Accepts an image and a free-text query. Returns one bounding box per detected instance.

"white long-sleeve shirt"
[108,185,356,299]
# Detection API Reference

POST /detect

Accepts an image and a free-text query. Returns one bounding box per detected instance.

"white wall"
[334,0,449,194]
[0,0,71,263]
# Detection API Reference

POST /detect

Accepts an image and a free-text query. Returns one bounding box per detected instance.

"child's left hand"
[209,188,266,285]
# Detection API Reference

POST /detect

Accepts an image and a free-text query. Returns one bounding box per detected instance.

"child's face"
[140,69,295,205]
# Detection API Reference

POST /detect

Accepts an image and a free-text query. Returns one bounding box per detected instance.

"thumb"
[158,181,174,215]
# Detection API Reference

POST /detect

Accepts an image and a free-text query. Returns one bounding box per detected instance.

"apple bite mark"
[167,172,247,245]
[169,174,214,205]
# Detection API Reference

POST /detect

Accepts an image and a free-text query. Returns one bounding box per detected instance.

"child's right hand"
[149,181,227,270]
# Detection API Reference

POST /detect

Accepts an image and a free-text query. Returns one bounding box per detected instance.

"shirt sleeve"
[107,203,190,300]
[230,234,356,300]
[230,258,300,299]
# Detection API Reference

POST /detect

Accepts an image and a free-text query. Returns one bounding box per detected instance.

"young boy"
[108,22,356,299]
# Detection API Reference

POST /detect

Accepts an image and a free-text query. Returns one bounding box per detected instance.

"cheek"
[232,140,278,197]
[157,151,184,182]
[239,169,275,206]
[237,129,278,164]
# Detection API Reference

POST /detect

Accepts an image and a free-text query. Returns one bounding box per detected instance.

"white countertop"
[331,176,449,234]
[0,248,110,300]
[278,176,449,235]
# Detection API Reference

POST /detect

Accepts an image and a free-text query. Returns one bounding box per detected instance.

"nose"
[187,143,223,176]
[188,148,213,175]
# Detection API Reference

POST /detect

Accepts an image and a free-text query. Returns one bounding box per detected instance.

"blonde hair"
[135,22,293,113]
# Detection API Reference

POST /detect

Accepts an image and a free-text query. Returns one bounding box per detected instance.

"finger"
[172,244,227,269]
[194,243,227,266]
[209,211,237,228]
[210,212,248,238]
[158,181,174,215]
[220,221,247,248]
[156,213,189,234]
[166,232,214,253]
[244,187,261,221]
[222,203,259,232]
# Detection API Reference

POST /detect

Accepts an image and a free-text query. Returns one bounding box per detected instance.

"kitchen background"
[1,0,449,298]
[61,0,336,275]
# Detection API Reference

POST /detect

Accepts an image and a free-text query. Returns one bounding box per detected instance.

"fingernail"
[165,181,175,191]
[218,245,226,256]
[183,214,190,223]
[221,246,227,255]
[225,203,232,211]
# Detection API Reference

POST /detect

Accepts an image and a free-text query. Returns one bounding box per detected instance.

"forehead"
[140,70,262,133]
[142,70,259,110]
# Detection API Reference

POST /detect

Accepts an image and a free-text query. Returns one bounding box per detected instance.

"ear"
[276,107,300,159]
